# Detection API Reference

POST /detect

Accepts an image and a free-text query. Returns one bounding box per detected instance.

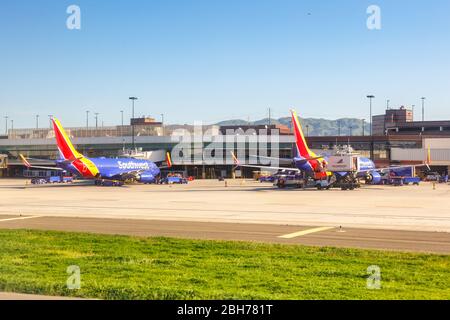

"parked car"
[160,176,188,184]
[425,172,441,182]
[31,178,48,184]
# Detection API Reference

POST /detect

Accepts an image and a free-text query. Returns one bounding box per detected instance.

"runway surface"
[1,215,449,254]
[1,179,449,253]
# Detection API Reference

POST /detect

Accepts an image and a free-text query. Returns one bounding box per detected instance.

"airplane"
[20,117,172,185]
[232,109,430,186]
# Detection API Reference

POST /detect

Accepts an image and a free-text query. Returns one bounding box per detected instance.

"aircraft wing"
[19,154,64,171]
[105,170,147,181]
[358,163,430,174]
[231,152,301,172]
[249,155,293,164]
[250,155,324,163]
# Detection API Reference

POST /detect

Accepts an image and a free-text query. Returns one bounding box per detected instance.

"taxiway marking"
[279,226,335,239]
[0,216,41,222]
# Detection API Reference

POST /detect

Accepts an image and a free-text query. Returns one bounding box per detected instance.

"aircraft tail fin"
[290,109,316,159]
[52,118,83,162]
[166,152,172,168]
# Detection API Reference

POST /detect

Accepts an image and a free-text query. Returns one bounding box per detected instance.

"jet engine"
[137,173,155,184]
[365,171,382,185]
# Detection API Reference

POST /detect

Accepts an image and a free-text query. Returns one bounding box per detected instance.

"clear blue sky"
[0,0,449,128]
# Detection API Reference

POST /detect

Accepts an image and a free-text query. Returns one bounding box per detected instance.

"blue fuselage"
[56,157,160,182]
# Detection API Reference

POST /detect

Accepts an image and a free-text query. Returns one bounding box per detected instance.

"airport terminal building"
[1,113,450,178]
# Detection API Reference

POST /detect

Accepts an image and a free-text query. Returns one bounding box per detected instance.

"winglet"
[230,151,240,167]
[426,147,431,170]
[166,152,172,168]
[19,154,31,168]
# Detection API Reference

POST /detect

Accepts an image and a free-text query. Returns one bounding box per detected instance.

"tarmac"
[0,292,84,300]
[0,178,449,254]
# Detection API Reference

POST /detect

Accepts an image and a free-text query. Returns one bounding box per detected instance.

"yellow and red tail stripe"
[52,118,99,178]
[290,109,328,172]
[166,152,172,168]
[290,109,317,159]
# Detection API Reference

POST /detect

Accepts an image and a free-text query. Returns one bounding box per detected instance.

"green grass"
[0,229,449,300]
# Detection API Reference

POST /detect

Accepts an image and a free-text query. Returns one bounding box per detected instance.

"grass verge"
[0,229,449,299]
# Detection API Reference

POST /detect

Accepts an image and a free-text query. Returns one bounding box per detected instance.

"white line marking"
[0,216,41,222]
[279,227,335,239]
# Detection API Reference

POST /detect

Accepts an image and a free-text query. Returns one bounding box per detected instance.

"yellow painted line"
[278,227,335,239]
[0,216,41,222]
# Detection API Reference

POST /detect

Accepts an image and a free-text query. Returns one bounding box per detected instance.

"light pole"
[4,116,8,134]
[421,97,426,122]
[349,125,353,136]
[161,113,164,136]
[120,110,124,149]
[129,97,138,149]
[10,120,14,138]
[86,110,89,128]
[306,124,309,137]
[366,95,375,159]
[48,115,53,129]
[362,119,365,136]
[95,113,99,129]
[36,115,39,129]
[386,99,390,110]
[337,120,341,136]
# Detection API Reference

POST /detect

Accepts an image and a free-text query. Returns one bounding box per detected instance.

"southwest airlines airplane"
[232,109,429,184]
[20,117,172,184]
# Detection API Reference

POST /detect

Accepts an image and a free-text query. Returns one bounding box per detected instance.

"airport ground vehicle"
[273,174,305,188]
[379,167,421,186]
[160,176,188,184]
[259,175,276,183]
[49,176,74,183]
[31,176,74,184]
[30,178,48,185]
[425,172,441,182]
[273,172,360,190]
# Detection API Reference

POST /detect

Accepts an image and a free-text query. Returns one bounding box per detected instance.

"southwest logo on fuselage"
[117,161,150,171]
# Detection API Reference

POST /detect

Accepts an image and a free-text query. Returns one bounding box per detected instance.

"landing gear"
[323,173,360,191]
[94,179,124,187]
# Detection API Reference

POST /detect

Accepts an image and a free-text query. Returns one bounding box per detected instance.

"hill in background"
[216,117,370,136]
